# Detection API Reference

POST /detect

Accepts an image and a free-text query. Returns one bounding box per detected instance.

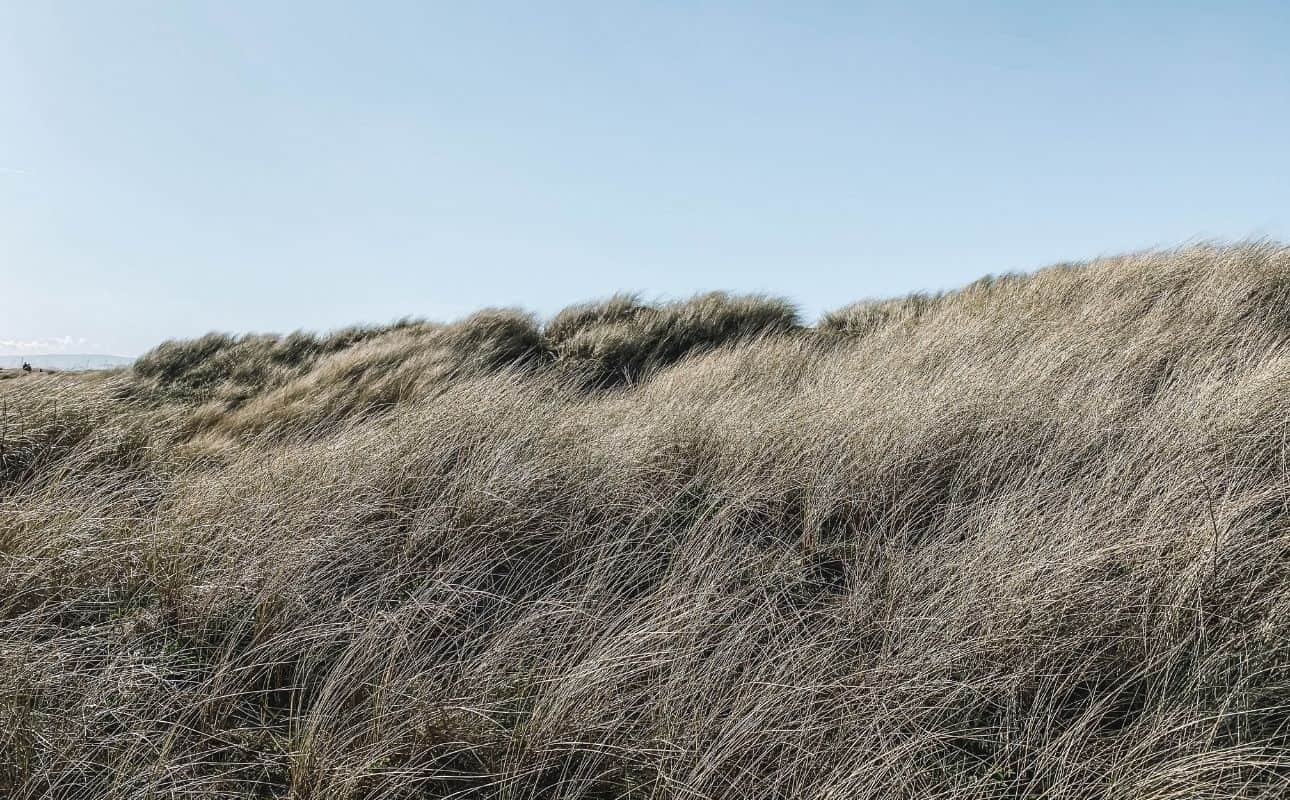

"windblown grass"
[2,243,1288,799]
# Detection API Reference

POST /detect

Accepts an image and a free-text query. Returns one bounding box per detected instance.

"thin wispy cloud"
[0,336,94,355]
[0,167,30,175]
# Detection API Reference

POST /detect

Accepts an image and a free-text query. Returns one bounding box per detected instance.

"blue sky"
[2,2,1288,357]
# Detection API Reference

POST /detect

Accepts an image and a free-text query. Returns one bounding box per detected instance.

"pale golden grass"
[1,242,1288,799]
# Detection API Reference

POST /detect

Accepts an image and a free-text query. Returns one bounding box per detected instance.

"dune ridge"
[2,242,1288,799]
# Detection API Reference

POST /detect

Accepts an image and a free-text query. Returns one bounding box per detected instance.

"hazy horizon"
[4,2,1288,357]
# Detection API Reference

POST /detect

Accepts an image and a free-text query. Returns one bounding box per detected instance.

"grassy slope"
[1,243,1288,799]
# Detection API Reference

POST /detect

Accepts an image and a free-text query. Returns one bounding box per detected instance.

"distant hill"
[0,353,134,371]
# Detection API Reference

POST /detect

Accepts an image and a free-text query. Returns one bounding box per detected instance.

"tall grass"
[2,242,1288,799]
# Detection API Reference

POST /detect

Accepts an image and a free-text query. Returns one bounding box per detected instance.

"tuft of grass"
[129,319,426,405]
[550,291,803,387]
[819,291,942,337]
[1,242,1288,799]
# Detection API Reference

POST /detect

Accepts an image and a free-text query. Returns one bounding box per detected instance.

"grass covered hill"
[2,243,1289,799]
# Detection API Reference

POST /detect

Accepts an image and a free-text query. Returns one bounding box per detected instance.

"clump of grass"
[1,242,1288,799]
[199,309,550,438]
[544,293,652,346]
[129,318,425,405]
[819,291,943,337]
[550,291,803,386]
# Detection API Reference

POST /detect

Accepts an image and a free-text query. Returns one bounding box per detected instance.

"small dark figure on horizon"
[21,361,32,372]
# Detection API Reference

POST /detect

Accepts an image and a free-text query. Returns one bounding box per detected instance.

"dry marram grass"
[2,243,1288,799]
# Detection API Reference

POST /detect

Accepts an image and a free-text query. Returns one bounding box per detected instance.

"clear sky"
[2,2,1288,357]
